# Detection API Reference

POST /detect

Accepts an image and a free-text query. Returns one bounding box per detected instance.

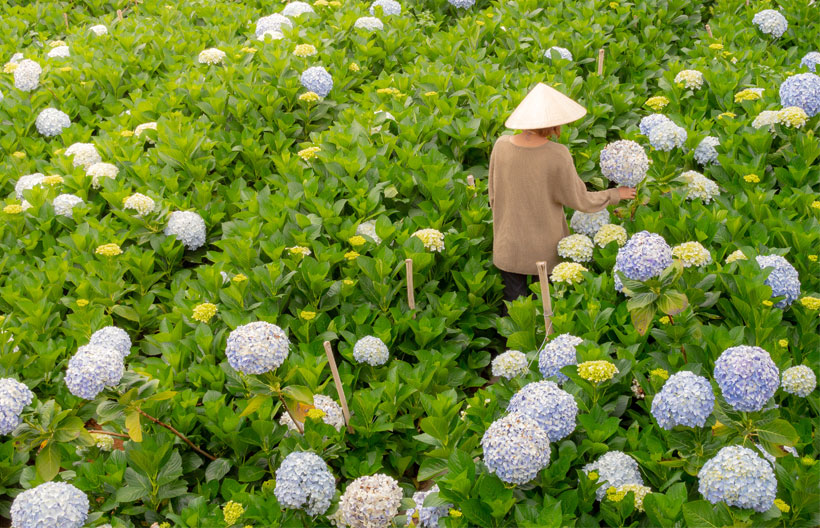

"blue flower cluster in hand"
[714,345,778,412]
[481,412,551,484]
[507,380,578,441]
[693,136,720,165]
[274,451,335,515]
[65,345,124,400]
[614,231,673,291]
[599,140,649,187]
[89,325,131,357]
[405,484,451,528]
[225,321,289,375]
[0,378,34,434]
[698,445,777,512]
[779,73,820,117]
[651,371,714,429]
[583,451,644,500]
[756,254,800,308]
[10,481,89,528]
[300,66,333,97]
[538,333,582,382]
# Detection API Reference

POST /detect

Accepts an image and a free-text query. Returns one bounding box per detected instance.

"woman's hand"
[617,187,637,200]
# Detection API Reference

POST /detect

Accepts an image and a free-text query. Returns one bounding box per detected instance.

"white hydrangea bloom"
[674,69,704,90]
[53,194,84,218]
[47,46,70,58]
[134,121,158,142]
[593,224,628,248]
[491,350,529,380]
[35,108,71,137]
[13,59,42,92]
[681,170,720,203]
[354,16,384,31]
[86,162,119,189]
[255,14,292,39]
[557,234,594,262]
[198,48,226,65]
[752,110,780,129]
[123,193,156,216]
[570,210,609,237]
[282,1,315,16]
[65,143,101,168]
[544,46,572,61]
[165,210,207,250]
[355,220,382,243]
[258,30,285,41]
[89,24,108,35]
[15,173,45,199]
[352,335,389,366]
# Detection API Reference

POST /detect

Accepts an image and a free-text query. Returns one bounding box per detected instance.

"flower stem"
[278,392,304,434]
[87,429,130,439]
[134,407,216,460]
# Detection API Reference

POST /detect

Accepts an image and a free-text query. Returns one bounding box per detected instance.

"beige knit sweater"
[488,134,620,275]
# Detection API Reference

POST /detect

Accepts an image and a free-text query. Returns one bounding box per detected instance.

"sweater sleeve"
[488,142,497,209]
[553,147,620,212]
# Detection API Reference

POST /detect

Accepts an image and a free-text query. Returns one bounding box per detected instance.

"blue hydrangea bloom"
[65,345,124,400]
[507,380,578,441]
[714,345,779,412]
[225,321,289,375]
[538,333,582,382]
[698,445,776,512]
[570,209,609,237]
[693,136,720,165]
[752,9,788,38]
[599,140,649,187]
[89,326,131,357]
[651,371,714,429]
[638,113,671,136]
[448,0,475,8]
[0,378,34,435]
[648,120,687,151]
[300,66,333,98]
[583,451,644,500]
[544,46,572,61]
[10,481,89,528]
[274,451,335,515]
[370,0,401,15]
[405,484,451,528]
[755,254,800,308]
[779,73,820,117]
[481,412,550,484]
[614,231,673,282]
[801,52,820,73]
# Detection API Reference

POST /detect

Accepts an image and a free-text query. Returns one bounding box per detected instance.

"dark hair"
[530,126,561,138]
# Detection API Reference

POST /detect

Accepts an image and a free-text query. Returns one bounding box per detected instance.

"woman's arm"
[554,147,622,212]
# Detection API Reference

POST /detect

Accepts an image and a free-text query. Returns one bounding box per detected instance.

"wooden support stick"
[405,258,415,312]
[323,341,353,433]
[117,9,123,21]
[597,48,605,76]
[467,174,476,198]
[705,24,713,38]
[63,13,69,31]
[535,261,554,336]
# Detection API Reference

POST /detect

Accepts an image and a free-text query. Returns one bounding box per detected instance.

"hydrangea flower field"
[1,0,819,527]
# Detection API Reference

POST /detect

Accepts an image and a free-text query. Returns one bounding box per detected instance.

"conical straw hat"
[504,82,587,129]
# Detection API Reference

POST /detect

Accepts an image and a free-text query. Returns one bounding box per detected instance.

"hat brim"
[505,82,587,129]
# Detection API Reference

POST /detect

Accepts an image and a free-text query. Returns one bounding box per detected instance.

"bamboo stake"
[117,9,123,21]
[705,24,713,38]
[597,48,605,76]
[63,13,69,31]
[467,174,476,198]
[405,258,415,313]
[535,261,554,336]
[323,341,353,433]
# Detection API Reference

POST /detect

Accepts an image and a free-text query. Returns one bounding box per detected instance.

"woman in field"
[488,82,636,314]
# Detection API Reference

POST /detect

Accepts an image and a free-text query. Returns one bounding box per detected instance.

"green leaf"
[630,304,656,335]
[145,390,178,402]
[658,291,688,316]
[36,441,61,482]
[682,500,732,528]
[126,410,142,442]
[281,385,314,405]
[418,457,448,481]
[239,394,268,418]
[53,416,84,442]
[112,304,140,322]
[756,419,799,447]
[205,458,232,482]
[626,292,658,311]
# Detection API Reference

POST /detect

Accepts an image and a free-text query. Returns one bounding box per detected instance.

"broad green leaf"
[126,411,143,442]
[658,291,688,316]
[36,441,60,482]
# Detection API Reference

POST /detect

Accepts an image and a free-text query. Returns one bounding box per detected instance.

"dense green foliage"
[0,0,818,526]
